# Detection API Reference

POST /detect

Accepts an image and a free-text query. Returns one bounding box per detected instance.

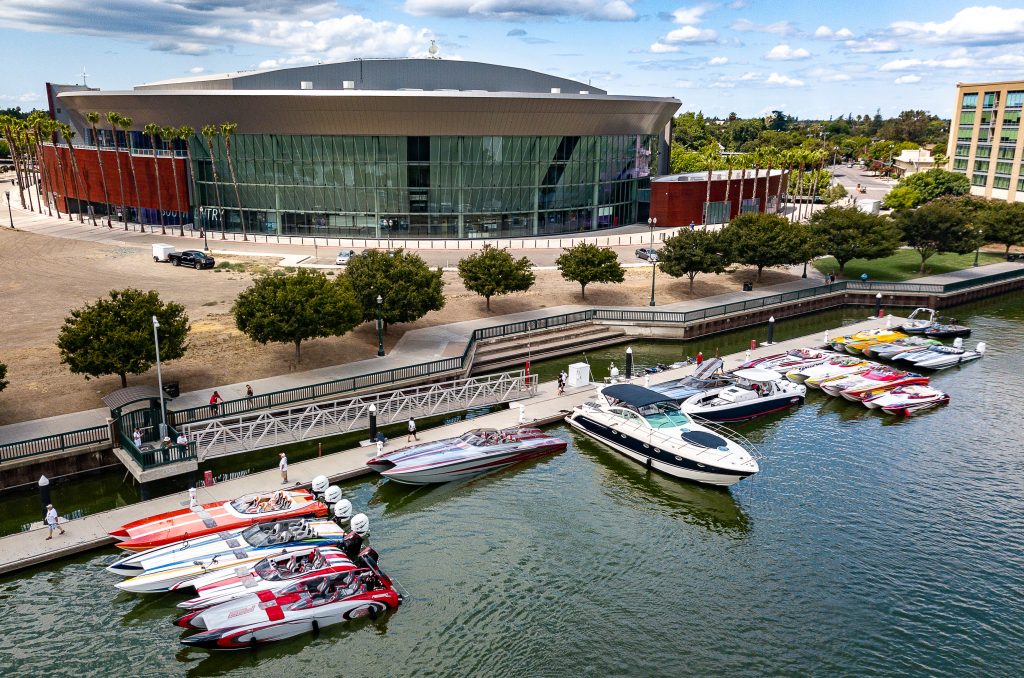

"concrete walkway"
[0,314,896,575]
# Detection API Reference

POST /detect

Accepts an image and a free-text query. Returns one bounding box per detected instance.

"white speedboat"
[106,517,348,577]
[648,358,734,401]
[865,337,942,360]
[910,342,985,370]
[680,368,806,422]
[900,307,937,332]
[565,384,759,487]
[789,356,873,388]
[736,348,833,374]
[862,385,950,415]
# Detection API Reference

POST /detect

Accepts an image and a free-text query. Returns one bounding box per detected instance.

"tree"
[120,115,146,233]
[233,270,362,362]
[163,126,184,236]
[86,112,112,227]
[699,143,720,223]
[144,123,166,235]
[882,185,921,211]
[220,122,248,242]
[457,244,535,310]
[658,228,730,290]
[106,111,128,228]
[0,360,7,394]
[810,207,901,274]
[201,124,226,238]
[720,212,806,280]
[978,201,1024,258]
[887,169,970,209]
[346,249,446,328]
[60,123,88,224]
[555,243,625,298]
[895,201,983,273]
[57,289,190,388]
[178,126,198,236]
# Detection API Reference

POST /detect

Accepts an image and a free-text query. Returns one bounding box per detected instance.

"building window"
[981,110,996,126]
[974,160,989,173]
[961,93,978,110]
[959,111,976,124]
[975,145,991,158]
[1004,110,1021,127]
[993,176,1011,190]
[956,126,973,140]
[983,92,999,108]
[998,145,1018,160]
[955,143,972,157]
[1001,129,1019,144]
[952,158,968,171]
[996,161,1013,175]
[971,173,988,187]
[977,127,992,143]
[1006,91,1024,109]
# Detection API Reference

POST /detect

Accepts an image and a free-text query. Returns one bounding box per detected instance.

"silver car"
[335,249,355,265]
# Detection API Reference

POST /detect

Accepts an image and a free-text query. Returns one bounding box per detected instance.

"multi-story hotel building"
[948,80,1024,202]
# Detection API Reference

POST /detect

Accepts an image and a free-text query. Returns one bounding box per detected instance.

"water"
[2,296,1024,676]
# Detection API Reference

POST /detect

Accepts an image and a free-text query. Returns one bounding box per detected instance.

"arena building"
[43,59,679,239]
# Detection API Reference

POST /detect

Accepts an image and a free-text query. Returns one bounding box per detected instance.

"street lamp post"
[386,219,394,252]
[974,227,982,267]
[376,294,385,357]
[4,190,12,229]
[152,315,167,439]
[647,217,657,307]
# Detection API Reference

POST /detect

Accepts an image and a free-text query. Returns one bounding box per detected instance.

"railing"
[118,426,196,470]
[0,425,109,464]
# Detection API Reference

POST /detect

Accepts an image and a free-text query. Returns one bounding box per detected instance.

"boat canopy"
[694,357,724,379]
[602,384,677,408]
[732,368,784,383]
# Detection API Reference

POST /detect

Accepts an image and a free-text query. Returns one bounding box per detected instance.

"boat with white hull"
[565,384,759,487]
[680,368,806,422]
[788,356,872,388]
[648,358,733,401]
[862,385,950,415]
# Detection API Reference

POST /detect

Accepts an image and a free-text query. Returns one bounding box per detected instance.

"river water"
[2,296,1023,677]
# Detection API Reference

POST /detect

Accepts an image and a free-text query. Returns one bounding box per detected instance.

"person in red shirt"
[209,390,223,414]
[695,351,704,366]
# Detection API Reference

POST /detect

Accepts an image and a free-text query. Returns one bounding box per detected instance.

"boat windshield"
[637,402,692,428]
[241,524,269,547]
[457,429,501,446]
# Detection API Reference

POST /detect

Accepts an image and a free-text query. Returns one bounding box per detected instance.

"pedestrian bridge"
[183,370,537,460]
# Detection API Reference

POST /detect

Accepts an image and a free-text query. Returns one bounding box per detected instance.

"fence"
[0,425,109,464]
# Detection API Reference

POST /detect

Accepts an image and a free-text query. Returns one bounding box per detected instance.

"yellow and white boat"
[830,329,906,353]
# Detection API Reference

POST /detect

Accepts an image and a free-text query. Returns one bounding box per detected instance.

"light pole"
[4,190,12,229]
[152,315,167,439]
[376,294,385,357]
[386,218,393,252]
[647,216,657,307]
[974,229,982,267]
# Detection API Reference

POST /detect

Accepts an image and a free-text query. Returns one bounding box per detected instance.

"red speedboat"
[109,490,327,551]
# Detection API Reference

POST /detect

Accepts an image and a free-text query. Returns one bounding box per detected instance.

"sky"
[1,1,1023,119]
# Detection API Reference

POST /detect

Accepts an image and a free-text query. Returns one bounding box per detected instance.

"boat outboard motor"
[333,499,353,527]
[324,485,343,506]
[341,514,369,561]
[954,337,964,349]
[351,513,369,537]
[976,342,987,355]
[311,475,330,499]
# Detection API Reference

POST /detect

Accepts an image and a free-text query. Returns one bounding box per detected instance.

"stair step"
[475,326,623,359]
[472,334,630,373]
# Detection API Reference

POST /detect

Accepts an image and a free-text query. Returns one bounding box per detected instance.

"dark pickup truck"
[168,250,215,269]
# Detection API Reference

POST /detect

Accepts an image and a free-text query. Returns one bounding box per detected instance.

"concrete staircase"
[471,324,627,373]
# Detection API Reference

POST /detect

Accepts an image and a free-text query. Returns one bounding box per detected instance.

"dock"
[0,314,896,576]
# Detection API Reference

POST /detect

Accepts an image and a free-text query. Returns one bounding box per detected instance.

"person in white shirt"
[45,504,65,540]
[407,418,418,442]
[279,452,288,484]
[132,428,143,449]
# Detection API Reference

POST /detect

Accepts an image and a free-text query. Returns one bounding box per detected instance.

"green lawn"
[813,250,1006,282]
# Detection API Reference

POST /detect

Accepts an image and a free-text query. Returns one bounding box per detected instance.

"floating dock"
[0,315,898,576]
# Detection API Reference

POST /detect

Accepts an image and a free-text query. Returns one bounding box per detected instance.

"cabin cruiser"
[735,348,833,374]
[863,336,942,359]
[565,384,759,487]
[679,368,806,422]
[106,515,350,577]
[900,308,937,333]
[818,367,928,400]
[862,385,950,415]
[647,358,733,401]
[787,356,872,388]
[109,489,328,552]
[366,427,566,485]
[830,328,906,353]
[177,562,401,648]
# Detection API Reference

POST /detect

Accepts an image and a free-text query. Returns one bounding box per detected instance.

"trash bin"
[742,281,753,291]
[162,381,180,398]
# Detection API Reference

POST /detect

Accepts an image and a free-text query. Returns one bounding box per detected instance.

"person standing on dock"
[246,384,254,400]
[557,371,566,395]
[407,417,419,442]
[44,504,65,540]
[696,351,704,366]
[278,452,288,484]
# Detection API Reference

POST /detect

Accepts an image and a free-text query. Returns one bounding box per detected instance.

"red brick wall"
[40,145,190,213]
[650,171,789,226]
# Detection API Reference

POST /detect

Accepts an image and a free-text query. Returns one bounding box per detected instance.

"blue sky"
[2,1,1023,119]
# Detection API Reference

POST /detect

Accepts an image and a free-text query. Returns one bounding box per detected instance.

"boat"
[830,329,906,353]
[177,560,401,648]
[106,514,351,577]
[864,337,943,359]
[844,331,907,354]
[177,545,359,611]
[647,358,733,400]
[817,367,928,400]
[922,317,972,339]
[366,427,567,485]
[900,307,937,333]
[911,342,985,370]
[564,384,759,487]
[788,356,872,388]
[679,368,806,422]
[109,489,328,552]
[734,348,833,374]
[862,385,950,415]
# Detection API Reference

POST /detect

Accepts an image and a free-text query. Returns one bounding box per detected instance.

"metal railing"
[185,371,537,460]
[118,426,196,470]
[0,425,109,464]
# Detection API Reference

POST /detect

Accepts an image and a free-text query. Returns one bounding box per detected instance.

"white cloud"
[710,80,736,89]
[765,44,810,60]
[664,25,718,42]
[650,4,719,51]
[766,72,804,87]
[0,92,39,103]
[649,41,680,53]
[879,56,974,71]
[672,5,710,25]
[991,53,1024,66]
[845,38,900,53]
[403,0,637,21]
[188,66,206,74]
[708,56,729,65]
[894,74,922,84]
[726,0,747,8]
[738,71,759,81]
[731,19,794,34]
[814,25,854,40]
[673,79,696,88]
[808,67,850,82]
[891,6,1024,45]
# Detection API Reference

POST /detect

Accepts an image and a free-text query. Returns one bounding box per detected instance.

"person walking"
[246,384,253,400]
[557,372,565,396]
[407,417,418,442]
[210,390,223,415]
[278,452,288,484]
[44,503,65,540]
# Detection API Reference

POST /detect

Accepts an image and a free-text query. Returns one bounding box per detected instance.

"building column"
[657,121,671,176]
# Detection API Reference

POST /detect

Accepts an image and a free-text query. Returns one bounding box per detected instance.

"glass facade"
[189,133,655,238]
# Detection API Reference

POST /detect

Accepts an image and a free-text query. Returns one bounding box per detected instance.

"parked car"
[335,249,355,265]
[635,247,660,262]
[168,250,215,269]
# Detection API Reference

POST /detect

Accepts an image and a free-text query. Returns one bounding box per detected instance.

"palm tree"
[749,148,765,215]
[722,153,735,223]
[46,119,74,221]
[699,143,720,226]
[144,123,166,235]
[201,124,226,239]
[179,126,199,238]
[86,112,112,227]
[0,115,28,209]
[106,111,128,228]
[790,149,808,223]
[61,123,87,224]
[163,126,184,236]
[119,115,145,233]
[26,114,53,217]
[776,149,794,218]
[806,149,827,220]
[736,153,748,215]
[220,122,248,241]
[17,125,35,212]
